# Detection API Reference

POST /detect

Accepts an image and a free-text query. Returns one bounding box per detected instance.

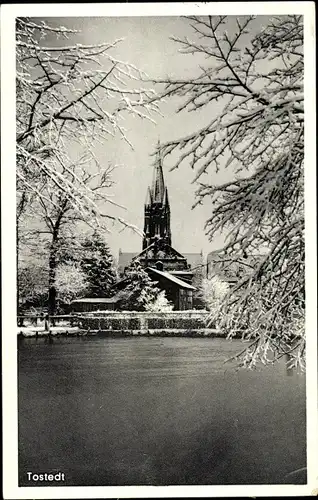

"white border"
[303,1,318,494]
[1,2,317,498]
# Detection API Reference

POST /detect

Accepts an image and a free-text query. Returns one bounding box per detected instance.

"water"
[18,336,306,486]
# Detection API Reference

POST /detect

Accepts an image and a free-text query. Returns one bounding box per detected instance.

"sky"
[31,15,271,260]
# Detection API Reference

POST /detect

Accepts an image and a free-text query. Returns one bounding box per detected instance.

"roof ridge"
[147,267,196,290]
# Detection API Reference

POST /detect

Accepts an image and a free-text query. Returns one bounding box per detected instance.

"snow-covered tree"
[16,17,160,313]
[79,231,117,298]
[16,17,159,227]
[145,290,174,312]
[18,264,49,310]
[18,160,118,314]
[200,276,229,310]
[156,15,305,368]
[117,260,160,311]
[199,275,229,327]
[55,262,89,305]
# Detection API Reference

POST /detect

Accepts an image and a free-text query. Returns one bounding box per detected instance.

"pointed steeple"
[163,186,170,211]
[145,186,152,207]
[142,139,171,249]
[151,140,165,203]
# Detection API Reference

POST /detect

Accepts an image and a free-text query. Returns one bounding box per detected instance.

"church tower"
[143,142,171,250]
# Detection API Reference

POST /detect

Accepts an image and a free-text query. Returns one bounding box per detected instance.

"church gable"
[138,240,186,260]
[135,240,190,272]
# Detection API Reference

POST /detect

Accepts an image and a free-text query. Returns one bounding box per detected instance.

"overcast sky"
[35,15,271,259]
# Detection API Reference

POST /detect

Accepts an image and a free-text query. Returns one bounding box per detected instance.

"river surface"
[18,336,306,486]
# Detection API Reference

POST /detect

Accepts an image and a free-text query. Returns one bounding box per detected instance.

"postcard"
[1,2,317,498]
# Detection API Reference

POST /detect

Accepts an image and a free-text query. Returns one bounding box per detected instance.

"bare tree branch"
[154,15,304,369]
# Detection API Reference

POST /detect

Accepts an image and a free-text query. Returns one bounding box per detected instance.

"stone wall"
[77,310,223,336]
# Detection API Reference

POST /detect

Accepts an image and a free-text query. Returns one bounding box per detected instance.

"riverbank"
[17,326,82,337]
[17,310,231,338]
[17,327,226,338]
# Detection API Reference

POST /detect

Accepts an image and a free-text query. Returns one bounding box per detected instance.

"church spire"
[151,140,165,203]
[142,140,172,250]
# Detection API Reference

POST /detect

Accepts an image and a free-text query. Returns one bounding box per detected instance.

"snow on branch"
[16,17,160,231]
[154,15,303,176]
[153,15,304,369]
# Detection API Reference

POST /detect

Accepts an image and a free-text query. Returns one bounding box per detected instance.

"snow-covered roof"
[71,297,119,304]
[146,267,196,290]
[118,249,204,275]
[137,241,186,260]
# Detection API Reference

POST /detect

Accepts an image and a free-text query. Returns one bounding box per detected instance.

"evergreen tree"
[56,236,82,266]
[117,260,160,311]
[80,232,117,298]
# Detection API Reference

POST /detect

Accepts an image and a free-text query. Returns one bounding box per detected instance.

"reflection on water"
[18,336,306,486]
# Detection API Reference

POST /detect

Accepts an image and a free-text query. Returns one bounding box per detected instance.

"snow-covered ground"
[17,326,80,336]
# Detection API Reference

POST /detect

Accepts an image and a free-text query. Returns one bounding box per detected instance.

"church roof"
[118,248,204,275]
[138,241,186,260]
[146,267,196,290]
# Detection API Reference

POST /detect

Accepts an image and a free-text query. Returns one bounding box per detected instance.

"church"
[118,145,204,310]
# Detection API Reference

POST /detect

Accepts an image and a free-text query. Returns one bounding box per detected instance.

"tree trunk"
[47,200,69,317]
[17,224,20,315]
[16,190,27,315]
[48,232,59,317]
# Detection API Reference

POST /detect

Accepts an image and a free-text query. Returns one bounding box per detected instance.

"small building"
[113,263,196,311]
[70,297,120,313]
[146,266,196,310]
